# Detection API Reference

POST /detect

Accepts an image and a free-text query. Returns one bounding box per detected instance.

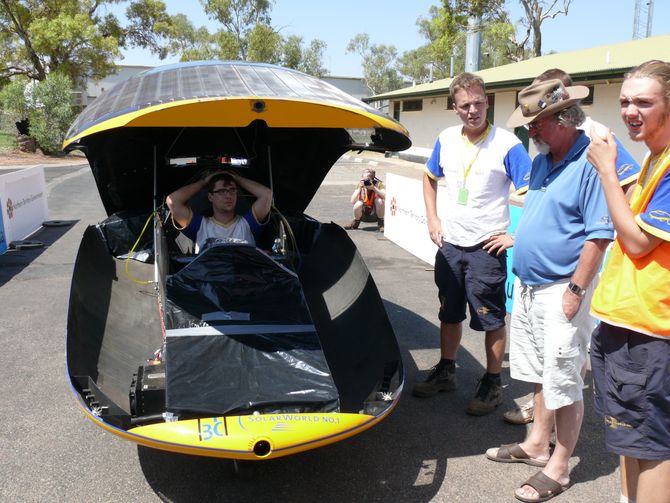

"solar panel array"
[66,61,381,141]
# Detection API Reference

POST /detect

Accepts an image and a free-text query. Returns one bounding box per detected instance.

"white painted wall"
[87,65,152,100]
[491,90,517,128]
[393,83,649,165]
[394,97,460,149]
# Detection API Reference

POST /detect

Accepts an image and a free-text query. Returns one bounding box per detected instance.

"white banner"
[0,166,48,244]
[384,173,441,266]
[384,173,522,312]
[0,196,6,254]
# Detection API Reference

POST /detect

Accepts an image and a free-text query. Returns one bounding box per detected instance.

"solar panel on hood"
[65,61,388,144]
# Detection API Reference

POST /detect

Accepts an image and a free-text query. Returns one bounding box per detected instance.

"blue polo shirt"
[513,132,614,285]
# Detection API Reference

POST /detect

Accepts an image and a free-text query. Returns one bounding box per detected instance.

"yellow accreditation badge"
[457,187,469,205]
[458,123,490,207]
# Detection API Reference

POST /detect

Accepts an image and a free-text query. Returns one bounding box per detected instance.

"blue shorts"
[434,241,506,332]
[591,322,670,460]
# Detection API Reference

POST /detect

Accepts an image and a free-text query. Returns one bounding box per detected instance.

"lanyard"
[460,123,491,186]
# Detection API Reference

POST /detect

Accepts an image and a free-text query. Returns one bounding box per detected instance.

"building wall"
[87,65,152,101]
[392,83,648,164]
[323,76,370,101]
[394,97,459,149]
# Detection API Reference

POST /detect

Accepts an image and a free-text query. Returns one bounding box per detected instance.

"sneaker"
[344,219,360,230]
[466,375,503,416]
[503,399,535,425]
[412,360,456,397]
[377,218,385,232]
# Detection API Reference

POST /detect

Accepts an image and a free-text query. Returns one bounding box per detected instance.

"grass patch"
[0,131,17,149]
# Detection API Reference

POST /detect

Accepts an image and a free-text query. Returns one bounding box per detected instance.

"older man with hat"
[485,79,614,502]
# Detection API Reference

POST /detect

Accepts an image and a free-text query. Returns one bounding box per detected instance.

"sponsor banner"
[384,173,440,265]
[0,197,6,254]
[384,173,522,312]
[0,166,48,245]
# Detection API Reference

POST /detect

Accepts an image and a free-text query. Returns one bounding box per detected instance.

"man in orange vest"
[588,59,670,503]
[344,168,385,231]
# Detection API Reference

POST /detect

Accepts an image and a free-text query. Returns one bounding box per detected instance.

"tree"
[198,0,326,75]
[518,0,571,58]
[452,0,572,61]
[280,35,326,77]
[0,72,77,153]
[0,0,184,85]
[27,72,77,153]
[397,45,433,84]
[247,23,281,64]
[0,75,29,118]
[200,0,272,60]
[346,33,403,95]
[300,39,326,78]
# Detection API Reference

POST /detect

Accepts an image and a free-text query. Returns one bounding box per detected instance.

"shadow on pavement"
[135,298,617,502]
[0,220,78,287]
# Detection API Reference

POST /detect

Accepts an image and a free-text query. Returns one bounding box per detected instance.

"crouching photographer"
[344,168,385,232]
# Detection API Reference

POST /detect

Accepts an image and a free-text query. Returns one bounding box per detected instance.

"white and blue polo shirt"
[183,209,263,252]
[425,124,532,247]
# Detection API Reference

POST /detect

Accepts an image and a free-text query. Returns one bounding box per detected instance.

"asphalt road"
[0,154,620,502]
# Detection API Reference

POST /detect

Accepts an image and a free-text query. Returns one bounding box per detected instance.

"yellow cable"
[125,211,155,285]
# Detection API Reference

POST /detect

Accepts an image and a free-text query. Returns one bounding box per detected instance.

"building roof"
[368,34,670,101]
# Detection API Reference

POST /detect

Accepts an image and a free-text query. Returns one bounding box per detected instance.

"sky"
[114,0,670,77]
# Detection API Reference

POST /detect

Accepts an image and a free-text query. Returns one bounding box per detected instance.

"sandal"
[514,471,571,502]
[485,443,548,467]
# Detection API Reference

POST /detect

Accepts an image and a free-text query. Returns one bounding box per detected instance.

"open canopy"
[64,61,411,215]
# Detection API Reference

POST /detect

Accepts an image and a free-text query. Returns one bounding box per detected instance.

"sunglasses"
[524,116,557,133]
[210,188,236,195]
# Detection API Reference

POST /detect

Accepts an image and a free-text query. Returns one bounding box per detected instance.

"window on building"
[393,101,400,121]
[402,99,423,112]
[486,94,495,124]
[581,86,594,105]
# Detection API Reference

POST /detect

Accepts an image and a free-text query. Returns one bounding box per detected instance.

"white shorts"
[509,277,596,410]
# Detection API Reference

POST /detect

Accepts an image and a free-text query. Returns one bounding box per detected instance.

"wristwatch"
[567,281,586,297]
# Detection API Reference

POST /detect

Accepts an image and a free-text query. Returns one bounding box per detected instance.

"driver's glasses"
[211,188,236,195]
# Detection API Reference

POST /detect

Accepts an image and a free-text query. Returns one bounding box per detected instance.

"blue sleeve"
[243,208,265,240]
[425,137,444,178]
[638,170,670,240]
[504,143,532,191]
[580,168,614,240]
[182,212,202,242]
[613,135,641,186]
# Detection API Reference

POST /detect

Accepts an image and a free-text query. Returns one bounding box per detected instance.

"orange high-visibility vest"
[591,149,670,337]
[361,188,376,211]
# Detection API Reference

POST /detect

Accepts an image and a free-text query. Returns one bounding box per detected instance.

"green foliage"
[247,23,281,64]
[299,39,326,78]
[26,73,77,154]
[167,1,326,75]
[200,0,273,60]
[346,34,403,94]
[0,131,17,149]
[0,76,30,118]
[1,0,121,84]
[1,0,328,88]
[396,0,540,83]
[279,36,326,77]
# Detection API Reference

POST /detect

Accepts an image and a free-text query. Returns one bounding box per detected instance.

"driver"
[166,171,272,252]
